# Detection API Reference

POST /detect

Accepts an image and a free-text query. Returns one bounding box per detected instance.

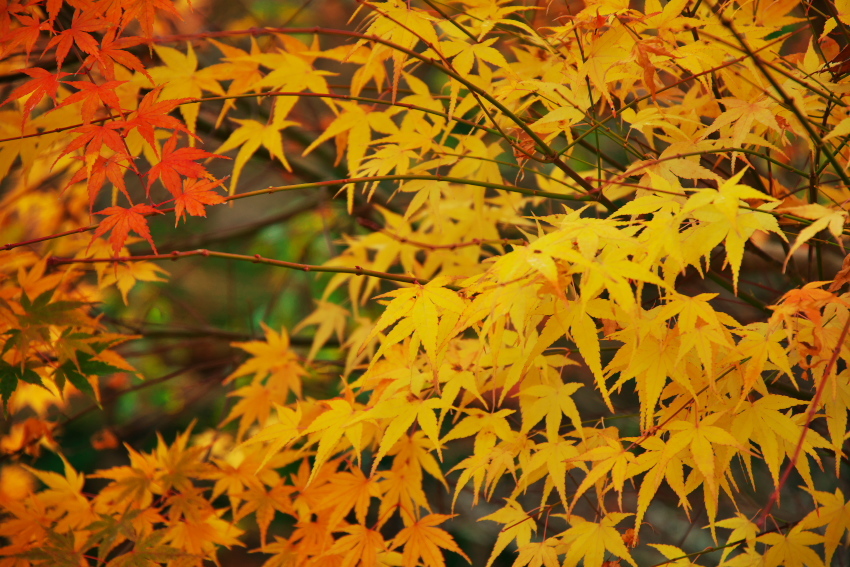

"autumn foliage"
[2,0,850,565]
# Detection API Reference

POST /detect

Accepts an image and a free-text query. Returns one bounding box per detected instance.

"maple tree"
[2,0,850,565]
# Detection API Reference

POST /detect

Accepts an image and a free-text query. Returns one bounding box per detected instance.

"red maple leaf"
[1,13,50,62]
[146,133,225,197]
[53,80,125,123]
[92,204,163,255]
[0,68,70,125]
[173,177,227,225]
[87,30,151,82]
[59,122,130,163]
[120,0,183,39]
[44,10,102,69]
[123,88,190,152]
[44,0,97,23]
[64,154,134,214]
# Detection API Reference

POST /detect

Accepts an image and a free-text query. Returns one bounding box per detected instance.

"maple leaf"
[44,10,102,69]
[700,97,784,151]
[121,0,183,39]
[64,153,134,215]
[776,203,849,271]
[367,394,446,474]
[148,43,224,135]
[660,415,744,529]
[88,30,151,82]
[360,1,440,102]
[392,513,470,567]
[53,80,125,124]
[828,252,850,292]
[146,133,224,197]
[92,204,162,256]
[759,527,824,567]
[798,487,850,565]
[375,464,432,528]
[363,277,466,383]
[560,514,636,567]
[327,524,388,567]
[91,445,158,509]
[314,468,382,528]
[24,455,95,531]
[106,530,184,567]
[238,404,303,472]
[715,514,760,563]
[294,301,350,363]
[254,49,334,95]
[479,500,536,567]
[519,382,584,441]
[59,122,130,167]
[303,398,364,483]
[173,177,226,225]
[518,438,580,510]
[202,38,265,127]
[164,509,244,558]
[123,87,191,153]
[225,323,306,400]
[302,101,396,177]
[513,541,561,567]
[731,395,808,487]
[212,100,299,194]
[631,38,677,100]
[1,68,70,125]
[223,383,282,441]
[683,169,783,294]
[234,481,294,546]
[1,13,49,62]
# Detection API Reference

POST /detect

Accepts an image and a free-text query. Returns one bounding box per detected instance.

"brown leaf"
[828,253,850,292]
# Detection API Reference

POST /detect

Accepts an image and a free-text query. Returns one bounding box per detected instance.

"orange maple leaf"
[173,178,226,225]
[392,514,470,567]
[123,88,191,153]
[92,204,163,255]
[59,122,129,163]
[314,468,382,528]
[86,30,151,82]
[44,10,102,69]
[147,133,224,197]
[0,13,49,62]
[120,0,183,39]
[53,80,125,123]
[328,524,388,567]
[0,68,69,125]
[64,153,134,214]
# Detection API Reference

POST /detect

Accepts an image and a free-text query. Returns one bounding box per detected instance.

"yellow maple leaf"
[513,540,561,567]
[303,398,364,484]
[684,169,783,293]
[147,43,224,136]
[479,500,536,567]
[759,526,824,567]
[392,513,470,567]
[213,99,299,194]
[798,488,850,565]
[560,513,636,567]
[519,382,584,441]
[238,404,303,472]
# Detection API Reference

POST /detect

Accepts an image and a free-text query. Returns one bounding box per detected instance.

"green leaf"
[0,359,44,414]
[54,352,124,403]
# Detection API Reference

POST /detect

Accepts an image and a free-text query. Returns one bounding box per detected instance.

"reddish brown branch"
[757,313,850,528]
